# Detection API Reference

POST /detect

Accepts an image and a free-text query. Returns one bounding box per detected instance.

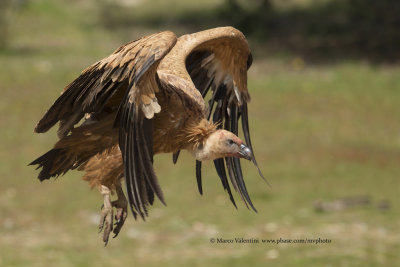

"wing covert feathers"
[159,26,251,109]
[34,31,177,137]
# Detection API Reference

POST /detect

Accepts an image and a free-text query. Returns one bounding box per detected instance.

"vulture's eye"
[227,139,235,146]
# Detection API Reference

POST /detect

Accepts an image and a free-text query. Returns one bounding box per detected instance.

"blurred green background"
[0,0,399,266]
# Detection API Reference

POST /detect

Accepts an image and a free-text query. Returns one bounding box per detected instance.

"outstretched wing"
[159,27,263,211]
[34,31,177,219]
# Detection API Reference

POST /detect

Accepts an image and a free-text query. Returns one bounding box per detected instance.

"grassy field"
[0,0,399,266]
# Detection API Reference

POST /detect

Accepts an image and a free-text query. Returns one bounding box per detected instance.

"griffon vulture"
[30,26,266,245]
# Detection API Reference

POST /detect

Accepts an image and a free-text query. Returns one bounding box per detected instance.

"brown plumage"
[30,27,265,245]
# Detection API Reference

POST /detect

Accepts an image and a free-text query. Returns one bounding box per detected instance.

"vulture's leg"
[111,183,128,238]
[98,185,113,245]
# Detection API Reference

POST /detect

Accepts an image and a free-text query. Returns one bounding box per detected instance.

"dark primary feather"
[213,158,237,208]
[241,103,269,186]
[247,53,253,69]
[172,150,180,164]
[139,118,165,204]
[227,102,257,212]
[196,160,203,195]
[213,88,239,208]
[186,50,213,97]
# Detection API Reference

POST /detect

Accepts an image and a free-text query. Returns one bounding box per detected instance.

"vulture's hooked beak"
[238,143,253,161]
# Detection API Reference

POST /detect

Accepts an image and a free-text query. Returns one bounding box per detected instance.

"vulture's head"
[193,130,253,162]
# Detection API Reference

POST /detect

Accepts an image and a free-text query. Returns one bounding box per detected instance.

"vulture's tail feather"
[29,149,66,181]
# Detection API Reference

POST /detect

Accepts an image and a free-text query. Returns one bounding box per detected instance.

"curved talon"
[112,205,128,238]
[111,186,128,238]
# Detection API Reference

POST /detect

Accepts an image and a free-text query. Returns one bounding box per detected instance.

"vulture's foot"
[111,184,128,238]
[98,185,113,246]
[98,184,128,245]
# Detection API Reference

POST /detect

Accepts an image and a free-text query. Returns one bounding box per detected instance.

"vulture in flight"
[30,26,266,245]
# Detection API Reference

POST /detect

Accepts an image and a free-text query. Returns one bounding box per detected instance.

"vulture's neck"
[184,119,218,161]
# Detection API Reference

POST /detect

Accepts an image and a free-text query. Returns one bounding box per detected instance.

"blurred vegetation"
[0,0,11,48]
[222,0,400,62]
[98,0,400,63]
[0,0,399,266]
[0,0,30,50]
